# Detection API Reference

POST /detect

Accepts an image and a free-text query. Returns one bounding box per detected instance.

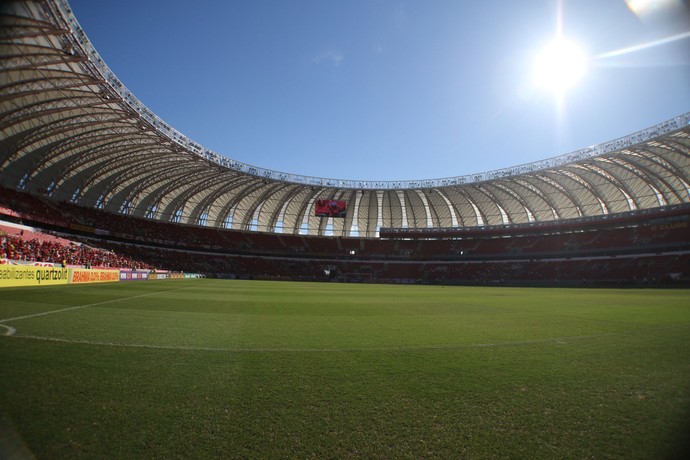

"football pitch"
[1,279,689,459]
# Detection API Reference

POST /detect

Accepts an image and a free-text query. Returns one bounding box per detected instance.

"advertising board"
[0,265,69,287]
[70,268,120,284]
[119,270,149,281]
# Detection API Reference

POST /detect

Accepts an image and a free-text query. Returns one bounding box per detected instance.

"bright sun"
[533,38,588,95]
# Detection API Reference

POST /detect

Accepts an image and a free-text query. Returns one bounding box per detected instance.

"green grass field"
[1,280,689,459]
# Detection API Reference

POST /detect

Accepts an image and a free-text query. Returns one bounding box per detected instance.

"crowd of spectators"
[1,231,153,270]
[1,185,689,285]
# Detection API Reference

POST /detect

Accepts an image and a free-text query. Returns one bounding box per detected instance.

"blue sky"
[69,0,690,182]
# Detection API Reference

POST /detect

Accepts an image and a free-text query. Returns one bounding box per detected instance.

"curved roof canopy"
[1,0,689,237]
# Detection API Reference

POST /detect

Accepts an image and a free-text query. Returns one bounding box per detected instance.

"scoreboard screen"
[315,199,347,218]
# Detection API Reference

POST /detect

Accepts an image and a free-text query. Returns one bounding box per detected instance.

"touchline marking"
[0,287,190,334]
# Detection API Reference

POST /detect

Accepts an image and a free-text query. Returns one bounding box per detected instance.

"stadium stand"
[1,187,688,286]
[1,224,152,270]
[0,0,688,287]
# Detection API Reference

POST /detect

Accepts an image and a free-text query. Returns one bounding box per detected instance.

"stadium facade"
[1,0,689,286]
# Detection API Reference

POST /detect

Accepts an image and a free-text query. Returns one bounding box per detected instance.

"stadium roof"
[1,0,689,237]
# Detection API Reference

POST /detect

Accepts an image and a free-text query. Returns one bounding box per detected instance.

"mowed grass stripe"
[2,280,687,350]
[8,325,687,354]
[0,280,689,459]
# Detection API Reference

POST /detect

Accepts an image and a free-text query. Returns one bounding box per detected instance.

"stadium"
[1,0,689,458]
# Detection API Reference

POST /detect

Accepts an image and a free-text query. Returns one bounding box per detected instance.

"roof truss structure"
[1,0,689,237]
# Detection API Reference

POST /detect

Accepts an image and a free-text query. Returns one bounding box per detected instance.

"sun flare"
[533,38,588,95]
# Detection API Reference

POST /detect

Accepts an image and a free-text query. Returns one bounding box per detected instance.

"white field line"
[0,287,190,336]
[1,328,679,353]
[0,324,16,336]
